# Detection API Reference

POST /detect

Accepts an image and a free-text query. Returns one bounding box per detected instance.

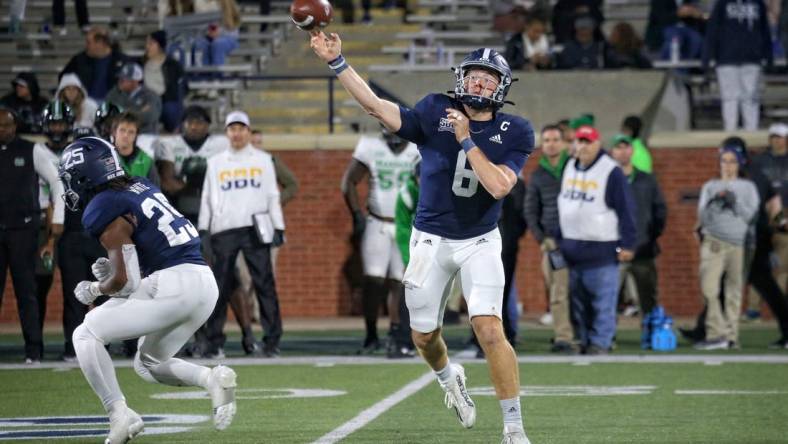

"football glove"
[74,281,102,305]
[273,229,285,247]
[91,257,113,282]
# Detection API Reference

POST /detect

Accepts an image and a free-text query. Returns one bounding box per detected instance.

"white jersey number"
[141,192,199,247]
[451,150,479,197]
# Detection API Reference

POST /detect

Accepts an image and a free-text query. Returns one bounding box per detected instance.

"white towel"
[402,230,441,289]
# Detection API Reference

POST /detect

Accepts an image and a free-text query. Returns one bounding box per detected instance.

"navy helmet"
[453,48,514,111]
[59,136,126,211]
[42,100,75,145]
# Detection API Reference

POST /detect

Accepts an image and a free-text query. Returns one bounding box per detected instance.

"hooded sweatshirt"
[0,73,48,134]
[56,74,98,129]
[702,0,773,67]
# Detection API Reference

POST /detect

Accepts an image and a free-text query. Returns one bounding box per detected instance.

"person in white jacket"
[197,110,285,358]
[55,73,97,130]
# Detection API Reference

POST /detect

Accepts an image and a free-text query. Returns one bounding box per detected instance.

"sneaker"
[387,341,416,359]
[439,364,476,428]
[262,345,281,358]
[693,338,729,350]
[539,312,553,326]
[206,365,237,430]
[204,348,225,360]
[105,407,144,444]
[622,304,639,317]
[242,335,260,356]
[357,338,380,355]
[24,357,41,365]
[550,341,577,354]
[501,424,531,444]
[586,344,608,355]
[728,340,740,350]
[679,327,705,343]
[61,354,77,363]
[767,338,788,349]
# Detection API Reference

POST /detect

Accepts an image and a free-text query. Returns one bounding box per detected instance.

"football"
[290,0,333,31]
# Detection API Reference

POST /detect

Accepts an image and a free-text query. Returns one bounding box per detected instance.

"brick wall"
[0,145,740,324]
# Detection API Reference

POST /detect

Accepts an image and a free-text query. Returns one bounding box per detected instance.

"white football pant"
[73,263,218,410]
[405,228,505,333]
[361,216,404,280]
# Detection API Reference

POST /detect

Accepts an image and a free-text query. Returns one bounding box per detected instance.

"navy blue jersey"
[82,177,205,276]
[396,93,534,239]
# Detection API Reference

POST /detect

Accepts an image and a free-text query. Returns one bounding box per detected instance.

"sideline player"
[59,137,237,443]
[341,125,419,355]
[311,33,534,443]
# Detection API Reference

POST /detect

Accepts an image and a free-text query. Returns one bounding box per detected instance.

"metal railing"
[186,74,338,133]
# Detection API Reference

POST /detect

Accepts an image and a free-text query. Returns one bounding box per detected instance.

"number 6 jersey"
[352,135,419,219]
[82,177,205,277]
[396,93,535,239]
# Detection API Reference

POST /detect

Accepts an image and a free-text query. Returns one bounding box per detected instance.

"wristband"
[460,137,476,153]
[328,54,349,75]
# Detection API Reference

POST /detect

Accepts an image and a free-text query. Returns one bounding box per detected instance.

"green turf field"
[1,325,787,443]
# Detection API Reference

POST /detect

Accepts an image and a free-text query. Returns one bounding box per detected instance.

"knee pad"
[133,351,160,384]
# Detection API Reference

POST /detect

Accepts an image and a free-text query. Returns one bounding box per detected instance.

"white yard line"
[1,354,788,370]
[311,371,435,444]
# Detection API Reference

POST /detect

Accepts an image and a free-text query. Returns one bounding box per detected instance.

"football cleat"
[104,407,144,444]
[693,338,729,351]
[439,364,476,428]
[207,365,237,430]
[501,425,531,444]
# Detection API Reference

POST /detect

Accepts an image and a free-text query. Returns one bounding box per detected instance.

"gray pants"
[716,64,761,131]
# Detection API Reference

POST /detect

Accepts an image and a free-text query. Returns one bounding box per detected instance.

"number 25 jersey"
[82,177,206,277]
[396,93,535,239]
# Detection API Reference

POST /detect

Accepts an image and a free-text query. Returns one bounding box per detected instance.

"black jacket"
[0,137,39,228]
[645,0,707,51]
[556,39,615,69]
[523,160,564,243]
[500,178,528,255]
[1,73,48,134]
[60,48,127,100]
[629,168,667,259]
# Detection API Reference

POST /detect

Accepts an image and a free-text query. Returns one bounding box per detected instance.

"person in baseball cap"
[225,110,252,151]
[574,125,599,142]
[105,62,162,134]
[768,122,788,139]
[225,110,250,128]
[557,123,638,355]
[119,62,144,82]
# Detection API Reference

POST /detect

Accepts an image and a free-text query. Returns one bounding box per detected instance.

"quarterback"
[311,33,534,443]
[59,137,237,443]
